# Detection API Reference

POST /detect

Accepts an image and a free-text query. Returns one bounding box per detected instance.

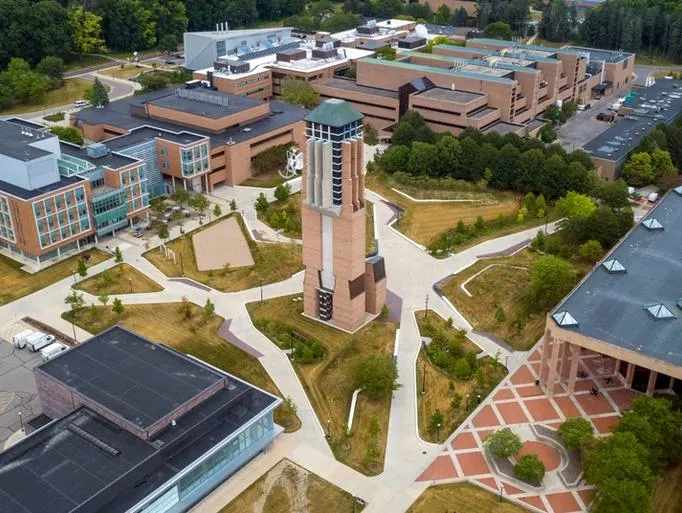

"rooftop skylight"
[643,218,664,230]
[552,311,579,327]
[602,258,626,273]
[674,185,682,196]
[645,303,675,320]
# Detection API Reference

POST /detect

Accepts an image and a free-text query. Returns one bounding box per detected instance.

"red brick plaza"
[416,345,638,513]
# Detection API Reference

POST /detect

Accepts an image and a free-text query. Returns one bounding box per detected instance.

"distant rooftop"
[316,77,398,99]
[148,87,263,119]
[37,326,223,431]
[583,79,682,163]
[185,26,293,39]
[564,46,633,63]
[552,190,682,368]
[361,57,516,84]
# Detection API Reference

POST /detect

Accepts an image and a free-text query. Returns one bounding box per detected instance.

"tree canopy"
[281,77,319,109]
[355,355,400,400]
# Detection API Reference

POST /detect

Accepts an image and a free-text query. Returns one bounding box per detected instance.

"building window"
[160,146,168,156]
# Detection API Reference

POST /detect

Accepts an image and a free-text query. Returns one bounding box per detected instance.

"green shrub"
[252,142,295,175]
[452,358,472,380]
[515,454,545,485]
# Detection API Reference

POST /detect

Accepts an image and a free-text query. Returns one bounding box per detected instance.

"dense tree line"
[0,0,310,67]
[476,0,530,31]
[379,111,595,200]
[581,0,682,62]
[539,0,577,42]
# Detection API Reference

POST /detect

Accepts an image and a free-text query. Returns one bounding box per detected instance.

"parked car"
[74,99,89,108]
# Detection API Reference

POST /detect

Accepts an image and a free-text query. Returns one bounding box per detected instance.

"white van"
[73,99,89,108]
[40,342,69,362]
[24,332,55,352]
[12,329,35,349]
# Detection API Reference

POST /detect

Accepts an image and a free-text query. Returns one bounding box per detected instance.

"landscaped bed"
[365,171,543,252]
[0,249,111,305]
[440,250,587,351]
[62,302,300,432]
[143,214,302,292]
[74,263,163,295]
[406,482,530,513]
[247,295,398,476]
[258,192,302,239]
[218,458,364,513]
[414,310,506,443]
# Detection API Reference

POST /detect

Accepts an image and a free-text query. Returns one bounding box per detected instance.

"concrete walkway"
[0,176,568,513]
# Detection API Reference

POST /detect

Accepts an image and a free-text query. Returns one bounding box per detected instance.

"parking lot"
[0,326,43,446]
[557,93,624,151]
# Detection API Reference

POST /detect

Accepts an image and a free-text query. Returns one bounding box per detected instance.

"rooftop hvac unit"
[86,143,108,159]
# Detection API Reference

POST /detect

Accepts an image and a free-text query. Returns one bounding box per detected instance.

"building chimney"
[216,23,219,32]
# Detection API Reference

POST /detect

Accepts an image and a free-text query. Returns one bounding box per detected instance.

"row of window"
[39,219,90,247]
[33,187,87,219]
[236,73,269,87]
[0,197,15,243]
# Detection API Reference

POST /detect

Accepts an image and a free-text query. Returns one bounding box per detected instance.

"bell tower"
[301,99,386,331]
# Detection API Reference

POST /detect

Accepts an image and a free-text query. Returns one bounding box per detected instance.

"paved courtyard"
[192,216,254,271]
[416,345,638,513]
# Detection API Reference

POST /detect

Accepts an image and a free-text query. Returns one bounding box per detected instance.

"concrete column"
[76,238,80,251]
[625,362,635,387]
[547,339,562,397]
[559,341,571,380]
[172,176,176,191]
[646,371,658,395]
[36,255,40,268]
[540,330,552,384]
[567,343,581,393]
[613,359,621,379]
[57,247,61,259]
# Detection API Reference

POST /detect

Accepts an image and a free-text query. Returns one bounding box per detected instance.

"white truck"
[24,332,55,352]
[40,342,69,362]
[12,329,35,349]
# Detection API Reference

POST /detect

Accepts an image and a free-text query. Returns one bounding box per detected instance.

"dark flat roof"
[73,88,308,149]
[0,120,54,161]
[553,190,682,368]
[0,174,85,200]
[317,77,398,99]
[104,126,206,151]
[148,89,263,119]
[483,121,524,135]
[583,80,682,163]
[37,326,223,431]
[59,142,139,169]
[0,373,278,513]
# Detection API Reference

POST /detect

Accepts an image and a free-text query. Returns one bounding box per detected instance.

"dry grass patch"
[654,462,682,513]
[144,214,302,292]
[414,310,505,443]
[248,295,397,475]
[1,78,95,114]
[407,483,531,513]
[219,458,364,513]
[440,250,587,350]
[62,302,300,432]
[0,249,110,305]
[240,169,287,188]
[365,172,520,247]
[74,263,163,295]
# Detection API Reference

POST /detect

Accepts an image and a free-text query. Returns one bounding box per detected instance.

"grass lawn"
[0,249,111,306]
[654,462,682,513]
[144,214,303,292]
[407,483,531,513]
[219,459,363,513]
[99,65,146,80]
[365,171,522,247]
[74,263,163,295]
[258,193,302,239]
[440,250,587,351]
[1,78,93,114]
[247,295,397,475]
[414,310,505,443]
[635,50,679,67]
[62,302,301,432]
[240,168,287,188]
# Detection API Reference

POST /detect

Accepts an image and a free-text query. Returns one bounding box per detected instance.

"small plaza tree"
[484,428,522,458]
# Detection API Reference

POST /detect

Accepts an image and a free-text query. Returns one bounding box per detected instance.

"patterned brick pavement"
[415,346,641,513]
